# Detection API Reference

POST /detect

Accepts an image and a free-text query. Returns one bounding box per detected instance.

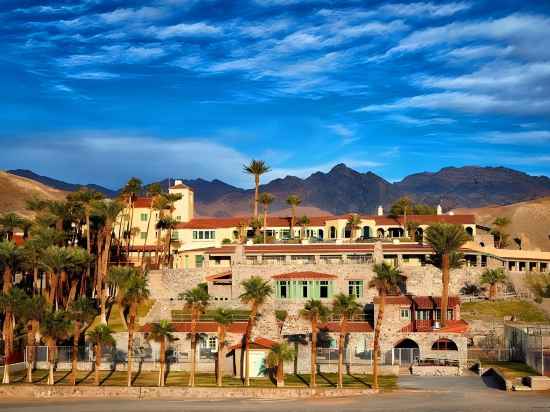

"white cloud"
[66,71,120,80]
[379,2,471,18]
[58,45,167,66]
[325,123,359,144]
[99,7,167,24]
[479,131,550,144]
[386,114,455,126]
[153,22,222,39]
[444,44,514,60]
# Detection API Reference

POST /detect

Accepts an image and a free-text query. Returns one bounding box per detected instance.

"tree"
[331,293,361,389]
[0,287,27,384]
[107,265,135,330]
[298,215,310,241]
[369,263,403,390]
[141,183,163,267]
[121,270,150,387]
[180,283,210,387]
[0,213,27,241]
[267,342,295,387]
[121,177,143,257]
[91,199,124,324]
[243,160,271,219]
[0,240,20,293]
[67,297,97,385]
[347,214,361,241]
[300,299,329,387]
[147,320,175,387]
[212,308,234,387]
[425,223,469,326]
[40,310,72,385]
[64,247,92,308]
[259,192,275,244]
[19,294,47,383]
[492,217,511,249]
[286,195,301,239]
[39,245,72,308]
[480,268,507,301]
[86,324,115,386]
[240,276,273,386]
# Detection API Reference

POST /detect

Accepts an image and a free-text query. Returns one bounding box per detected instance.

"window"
[140,232,147,240]
[195,255,204,268]
[172,231,179,240]
[176,216,181,221]
[320,281,329,298]
[207,336,218,351]
[348,280,363,298]
[301,281,309,298]
[193,230,216,240]
[415,310,431,320]
[431,339,458,351]
[434,309,453,321]
[400,308,410,320]
[278,281,289,299]
[140,213,148,222]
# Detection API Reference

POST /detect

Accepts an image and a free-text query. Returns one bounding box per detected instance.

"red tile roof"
[229,337,277,350]
[13,234,25,246]
[373,215,475,225]
[141,321,247,334]
[272,271,337,280]
[205,271,232,281]
[319,321,373,333]
[133,197,153,208]
[373,295,461,308]
[128,245,157,252]
[373,295,412,305]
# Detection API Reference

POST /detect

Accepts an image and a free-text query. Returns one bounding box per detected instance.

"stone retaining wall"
[0,385,378,400]
[411,365,462,376]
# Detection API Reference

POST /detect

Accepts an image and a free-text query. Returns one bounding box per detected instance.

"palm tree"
[141,183,163,267]
[492,217,511,249]
[121,177,143,257]
[180,283,210,387]
[65,247,92,308]
[0,213,27,241]
[0,240,20,293]
[122,271,150,387]
[332,293,361,389]
[300,299,329,387]
[243,160,271,218]
[86,324,115,386]
[156,216,178,268]
[40,310,72,385]
[286,195,301,239]
[39,245,72,308]
[108,265,136,329]
[425,223,469,326]
[369,263,403,390]
[0,287,27,384]
[267,342,295,387]
[212,307,234,387]
[147,320,175,387]
[480,268,507,301]
[298,215,310,241]
[389,197,413,237]
[239,276,273,386]
[19,294,47,383]
[347,213,362,241]
[151,195,169,266]
[259,193,275,244]
[68,297,97,385]
[92,199,125,324]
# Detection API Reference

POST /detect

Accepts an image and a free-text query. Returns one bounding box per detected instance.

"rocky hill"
[454,197,550,251]
[0,171,67,218]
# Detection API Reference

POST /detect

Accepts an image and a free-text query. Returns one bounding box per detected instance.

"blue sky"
[1,0,550,189]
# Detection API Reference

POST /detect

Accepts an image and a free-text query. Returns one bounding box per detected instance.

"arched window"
[465,227,473,237]
[362,226,371,239]
[394,338,419,349]
[431,338,458,351]
[330,226,337,239]
[377,228,385,238]
[318,229,324,239]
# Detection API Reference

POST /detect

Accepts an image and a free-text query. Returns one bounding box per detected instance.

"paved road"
[1,376,549,412]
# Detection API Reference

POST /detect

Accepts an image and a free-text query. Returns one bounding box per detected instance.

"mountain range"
[8,165,550,217]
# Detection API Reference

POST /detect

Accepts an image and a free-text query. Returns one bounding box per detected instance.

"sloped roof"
[141,321,247,334]
[319,322,373,333]
[400,319,469,333]
[373,295,461,308]
[272,271,337,280]
[229,337,277,350]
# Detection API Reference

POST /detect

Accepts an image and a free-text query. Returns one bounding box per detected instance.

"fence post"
[542,336,545,377]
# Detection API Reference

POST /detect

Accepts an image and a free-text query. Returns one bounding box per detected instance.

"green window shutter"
[328,281,334,298]
[359,280,364,298]
[313,281,320,299]
[275,281,280,299]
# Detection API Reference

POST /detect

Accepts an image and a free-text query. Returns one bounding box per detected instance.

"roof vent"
[377,205,384,216]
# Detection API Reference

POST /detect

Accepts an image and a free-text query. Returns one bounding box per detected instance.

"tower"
[169,179,194,222]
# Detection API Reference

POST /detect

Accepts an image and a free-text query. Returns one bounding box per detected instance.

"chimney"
[436,204,443,215]
[377,205,384,216]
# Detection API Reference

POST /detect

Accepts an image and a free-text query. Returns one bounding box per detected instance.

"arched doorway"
[431,338,458,351]
[344,224,351,238]
[465,227,474,237]
[377,228,385,238]
[414,227,424,242]
[318,229,324,240]
[393,338,420,365]
[329,226,337,239]
[389,227,404,238]
[362,226,371,239]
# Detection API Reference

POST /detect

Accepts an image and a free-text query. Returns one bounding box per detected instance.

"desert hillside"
[0,171,67,218]
[454,197,550,251]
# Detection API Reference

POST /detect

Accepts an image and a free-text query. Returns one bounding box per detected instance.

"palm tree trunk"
[47,340,55,385]
[373,292,385,390]
[2,311,14,384]
[142,203,154,268]
[337,317,345,389]
[95,345,101,386]
[217,326,225,387]
[277,360,284,387]
[3,266,13,293]
[254,175,259,218]
[159,338,166,387]
[263,206,268,244]
[441,253,450,327]
[244,306,257,386]
[71,321,80,385]
[311,317,317,387]
[26,321,37,383]
[189,309,197,387]
[489,283,496,301]
[127,306,136,387]
[33,266,39,296]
